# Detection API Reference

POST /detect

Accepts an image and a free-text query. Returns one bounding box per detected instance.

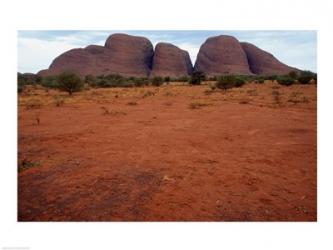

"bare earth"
[18,81,317,221]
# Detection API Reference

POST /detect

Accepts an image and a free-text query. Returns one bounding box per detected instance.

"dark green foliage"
[133,77,149,87]
[96,74,133,88]
[255,76,265,84]
[18,159,40,173]
[297,71,317,84]
[175,75,190,82]
[164,76,170,83]
[151,76,164,86]
[216,76,236,91]
[17,73,41,92]
[288,70,299,79]
[57,72,83,95]
[233,76,246,87]
[85,74,97,87]
[215,75,247,92]
[86,74,150,88]
[208,76,217,81]
[17,73,41,85]
[276,76,295,86]
[41,76,59,88]
[265,75,278,81]
[189,71,205,85]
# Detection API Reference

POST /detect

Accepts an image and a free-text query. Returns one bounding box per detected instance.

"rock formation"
[37,32,299,78]
[151,43,193,78]
[194,35,252,76]
[38,33,154,78]
[240,42,297,75]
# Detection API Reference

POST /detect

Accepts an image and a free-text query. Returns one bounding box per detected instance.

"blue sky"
[17,30,317,73]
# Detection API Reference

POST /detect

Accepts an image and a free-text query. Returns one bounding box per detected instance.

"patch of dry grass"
[189,101,212,109]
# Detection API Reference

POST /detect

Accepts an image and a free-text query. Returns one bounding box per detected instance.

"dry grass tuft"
[189,101,211,109]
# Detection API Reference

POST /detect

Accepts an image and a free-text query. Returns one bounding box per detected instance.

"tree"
[57,72,83,95]
[189,71,205,85]
[216,75,236,92]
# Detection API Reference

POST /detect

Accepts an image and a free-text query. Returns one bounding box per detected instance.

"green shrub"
[233,76,246,87]
[151,76,164,86]
[256,77,265,84]
[215,75,246,91]
[276,76,295,86]
[164,76,170,83]
[17,73,41,86]
[265,75,278,81]
[85,74,97,86]
[41,76,59,88]
[297,71,316,84]
[189,71,205,85]
[133,77,149,87]
[216,76,235,92]
[288,70,299,79]
[173,75,189,82]
[57,72,83,95]
[95,74,134,88]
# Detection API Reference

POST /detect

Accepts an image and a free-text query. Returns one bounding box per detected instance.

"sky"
[17,30,317,74]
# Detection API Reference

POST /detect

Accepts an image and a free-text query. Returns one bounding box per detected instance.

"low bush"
[215,75,246,91]
[233,76,246,87]
[133,77,149,87]
[151,76,164,86]
[265,75,278,81]
[173,75,189,82]
[288,70,299,79]
[216,76,234,91]
[164,76,170,83]
[297,71,317,84]
[276,76,295,86]
[85,74,98,87]
[41,76,59,89]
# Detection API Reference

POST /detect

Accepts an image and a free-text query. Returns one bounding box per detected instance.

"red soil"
[18,83,317,221]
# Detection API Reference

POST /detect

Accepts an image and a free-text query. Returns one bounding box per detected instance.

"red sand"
[18,83,317,221]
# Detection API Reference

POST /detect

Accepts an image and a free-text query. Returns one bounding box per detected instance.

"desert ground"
[18,81,317,221]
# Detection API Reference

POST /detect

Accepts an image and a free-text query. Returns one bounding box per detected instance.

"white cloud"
[17,37,83,73]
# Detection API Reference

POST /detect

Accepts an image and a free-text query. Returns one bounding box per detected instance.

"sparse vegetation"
[247,89,258,96]
[53,95,65,107]
[164,76,170,83]
[215,75,245,92]
[85,74,97,87]
[25,98,43,109]
[288,70,299,79]
[272,90,282,105]
[41,75,59,89]
[18,159,40,173]
[297,71,316,84]
[276,76,295,86]
[189,101,211,109]
[288,91,310,104]
[151,76,164,86]
[142,90,155,98]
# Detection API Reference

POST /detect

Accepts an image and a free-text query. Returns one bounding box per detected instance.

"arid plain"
[18,81,316,221]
